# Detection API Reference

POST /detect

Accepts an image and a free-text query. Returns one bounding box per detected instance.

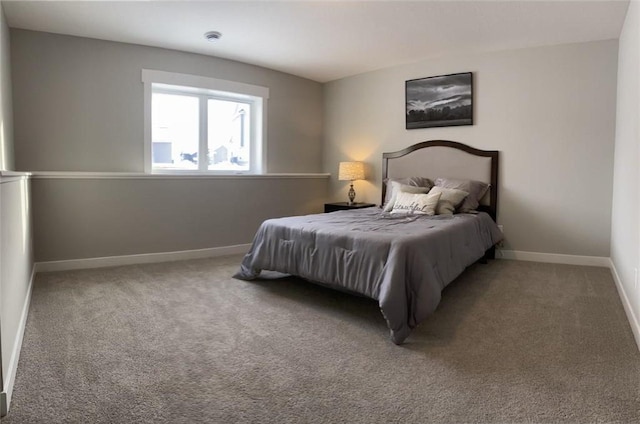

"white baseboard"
[35,244,252,273]
[1,265,36,417]
[609,259,640,352]
[497,249,610,267]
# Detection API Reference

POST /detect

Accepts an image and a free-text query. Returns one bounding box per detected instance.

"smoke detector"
[204,31,222,42]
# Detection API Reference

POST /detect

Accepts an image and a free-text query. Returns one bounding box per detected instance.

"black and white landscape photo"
[406,72,473,129]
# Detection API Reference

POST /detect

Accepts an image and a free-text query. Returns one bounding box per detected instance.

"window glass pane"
[152,93,199,170]
[207,99,251,171]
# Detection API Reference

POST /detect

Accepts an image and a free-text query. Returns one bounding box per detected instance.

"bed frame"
[382,140,499,221]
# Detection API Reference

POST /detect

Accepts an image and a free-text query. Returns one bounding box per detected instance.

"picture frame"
[405,72,473,129]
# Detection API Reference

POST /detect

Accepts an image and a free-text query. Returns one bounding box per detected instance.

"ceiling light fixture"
[204,31,222,42]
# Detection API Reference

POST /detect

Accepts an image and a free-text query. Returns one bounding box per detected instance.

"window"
[142,70,268,174]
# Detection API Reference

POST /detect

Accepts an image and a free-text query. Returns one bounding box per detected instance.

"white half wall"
[324,40,618,258]
[0,174,34,416]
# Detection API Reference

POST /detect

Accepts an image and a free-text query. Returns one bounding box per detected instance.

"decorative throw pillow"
[434,177,489,213]
[428,186,469,215]
[382,181,431,212]
[390,191,441,216]
[383,177,433,209]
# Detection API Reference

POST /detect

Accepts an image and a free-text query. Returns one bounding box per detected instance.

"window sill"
[29,171,330,180]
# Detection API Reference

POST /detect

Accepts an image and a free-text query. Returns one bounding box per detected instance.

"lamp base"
[348,183,356,205]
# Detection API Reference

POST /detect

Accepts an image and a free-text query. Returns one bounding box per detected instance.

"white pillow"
[383,181,430,212]
[390,191,441,215]
[428,186,469,215]
[383,177,433,206]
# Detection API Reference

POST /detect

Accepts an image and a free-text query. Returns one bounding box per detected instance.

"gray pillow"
[383,177,434,207]
[434,177,489,213]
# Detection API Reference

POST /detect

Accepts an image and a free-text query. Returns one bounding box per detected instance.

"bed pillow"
[390,191,441,215]
[382,181,431,212]
[434,177,489,213]
[428,186,469,215]
[383,177,433,209]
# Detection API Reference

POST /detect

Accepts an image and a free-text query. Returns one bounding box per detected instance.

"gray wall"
[0,6,12,170]
[10,30,328,262]
[32,176,326,262]
[323,40,618,257]
[11,29,323,173]
[611,1,639,340]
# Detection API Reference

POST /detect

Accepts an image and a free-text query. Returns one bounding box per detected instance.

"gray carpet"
[4,256,640,423]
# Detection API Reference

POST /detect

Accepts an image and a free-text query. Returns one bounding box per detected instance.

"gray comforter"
[234,208,503,344]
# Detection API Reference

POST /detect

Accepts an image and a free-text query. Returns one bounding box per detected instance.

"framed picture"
[405,72,473,129]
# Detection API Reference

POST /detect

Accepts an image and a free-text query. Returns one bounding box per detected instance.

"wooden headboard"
[382,140,499,220]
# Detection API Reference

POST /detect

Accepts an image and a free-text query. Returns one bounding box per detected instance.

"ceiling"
[2,1,630,83]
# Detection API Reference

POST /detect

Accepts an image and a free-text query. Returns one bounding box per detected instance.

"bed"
[234,140,503,344]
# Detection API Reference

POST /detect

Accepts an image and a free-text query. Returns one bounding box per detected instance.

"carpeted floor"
[4,255,640,423]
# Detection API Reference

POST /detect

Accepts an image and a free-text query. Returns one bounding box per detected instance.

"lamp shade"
[338,161,365,181]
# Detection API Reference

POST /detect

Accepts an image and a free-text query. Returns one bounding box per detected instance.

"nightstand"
[324,202,377,213]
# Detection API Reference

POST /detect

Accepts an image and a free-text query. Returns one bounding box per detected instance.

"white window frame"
[142,69,269,174]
